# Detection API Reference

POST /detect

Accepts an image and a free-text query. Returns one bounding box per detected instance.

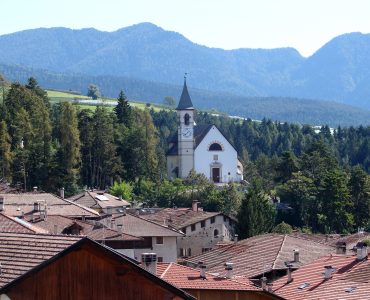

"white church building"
[167,78,243,183]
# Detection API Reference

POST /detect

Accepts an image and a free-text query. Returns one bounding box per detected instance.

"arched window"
[209,143,222,151]
[184,113,190,125]
[214,229,219,237]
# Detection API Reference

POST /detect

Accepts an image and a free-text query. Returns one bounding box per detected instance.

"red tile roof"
[68,190,131,210]
[25,215,141,241]
[112,213,184,237]
[0,193,100,218]
[0,212,48,234]
[0,232,81,288]
[272,254,370,300]
[157,262,260,291]
[185,233,335,278]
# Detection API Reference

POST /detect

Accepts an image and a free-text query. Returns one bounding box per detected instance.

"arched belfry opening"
[184,113,190,125]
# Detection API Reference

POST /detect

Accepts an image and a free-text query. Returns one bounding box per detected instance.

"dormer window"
[184,113,190,125]
[209,143,223,151]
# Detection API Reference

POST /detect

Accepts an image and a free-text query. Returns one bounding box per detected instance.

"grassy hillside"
[2,63,370,126]
[46,89,165,112]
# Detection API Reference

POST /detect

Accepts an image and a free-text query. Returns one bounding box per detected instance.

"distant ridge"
[1,23,370,110]
[1,62,370,127]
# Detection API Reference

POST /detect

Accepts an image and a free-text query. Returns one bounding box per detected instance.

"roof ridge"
[272,235,287,270]
[160,263,173,279]
[127,213,184,236]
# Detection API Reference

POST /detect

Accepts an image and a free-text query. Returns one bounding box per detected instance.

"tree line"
[0,78,369,235]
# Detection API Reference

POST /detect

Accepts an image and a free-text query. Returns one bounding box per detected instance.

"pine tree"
[237,180,276,238]
[114,90,132,127]
[0,121,12,181]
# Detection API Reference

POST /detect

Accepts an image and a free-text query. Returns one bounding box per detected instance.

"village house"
[68,189,131,214]
[107,212,184,262]
[185,233,335,282]
[167,78,243,183]
[271,242,370,300]
[141,201,236,257]
[0,232,194,300]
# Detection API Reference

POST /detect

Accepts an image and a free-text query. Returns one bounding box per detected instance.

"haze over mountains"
[1,22,370,126]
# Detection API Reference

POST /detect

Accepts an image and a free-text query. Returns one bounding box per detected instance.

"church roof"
[176,79,194,110]
[167,125,213,156]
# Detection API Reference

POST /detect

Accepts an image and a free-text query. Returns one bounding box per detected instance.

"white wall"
[194,126,239,183]
[177,215,235,257]
[132,236,178,263]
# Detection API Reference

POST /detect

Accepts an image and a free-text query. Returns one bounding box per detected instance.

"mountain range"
[0,23,370,125]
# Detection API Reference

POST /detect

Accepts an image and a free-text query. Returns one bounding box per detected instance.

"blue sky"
[1,0,369,56]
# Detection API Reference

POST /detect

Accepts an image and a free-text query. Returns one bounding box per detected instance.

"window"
[210,216,215,224]
[184,113,190,125]
[202,248,211,253]
[182,227,187,234]
[214,229,219,237]
[224,215,227,222]
[201,220,205,228]
[188,248,192,256]
[209,143,222,151]
[191,224,196,231]
[157,257,163,262]
[156,236,163,244]
[213,154,218,161]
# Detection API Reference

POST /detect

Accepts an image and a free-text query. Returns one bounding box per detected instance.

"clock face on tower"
[182,127,193,139]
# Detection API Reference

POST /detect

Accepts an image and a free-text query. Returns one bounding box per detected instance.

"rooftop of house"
[0,192,100,218]
[112,213,184,237]
[141,207,225,230]
[0,233,196,300]
[0,212,48,234]
[185,233,336,278]
[0,232,82,288]
[24,214,142,241]
[272,252,370,300]
[157,262,260,291]
[68,190,131,210]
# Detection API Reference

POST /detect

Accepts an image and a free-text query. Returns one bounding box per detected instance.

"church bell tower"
[177,75,195,178]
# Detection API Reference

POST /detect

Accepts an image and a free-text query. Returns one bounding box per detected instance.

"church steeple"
[176,74,194,110]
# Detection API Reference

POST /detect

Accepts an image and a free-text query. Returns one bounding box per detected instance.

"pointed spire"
[176,73,194,110]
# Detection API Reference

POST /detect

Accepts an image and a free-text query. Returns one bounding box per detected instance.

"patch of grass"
[47,90,89,99]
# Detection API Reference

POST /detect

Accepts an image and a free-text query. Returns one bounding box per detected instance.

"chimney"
[107,206,112,215]
[141,253,157,274]
[324,265,334,279]
[234,234,239,243]
[336,241,346,254]
[119,195,123,201]
[33,186,38,192]
[0,196,4,211]
[60,187,65,199]
[286,263,293,283]
[356,242,368,260]
[225,262,233,279]
[261,277,267,291]
[54,224,58,234]
[110,218,116,229]
[34,202,39,212]
[198,261,206,279]
[267,283,273,293]
[192,200,198,212]
[293,249,300,263]
[117,224,123,234]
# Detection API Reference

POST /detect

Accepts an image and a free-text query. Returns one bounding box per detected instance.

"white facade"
[194,126,242,183]
[116,236,178,263]
[177,215,236,257]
